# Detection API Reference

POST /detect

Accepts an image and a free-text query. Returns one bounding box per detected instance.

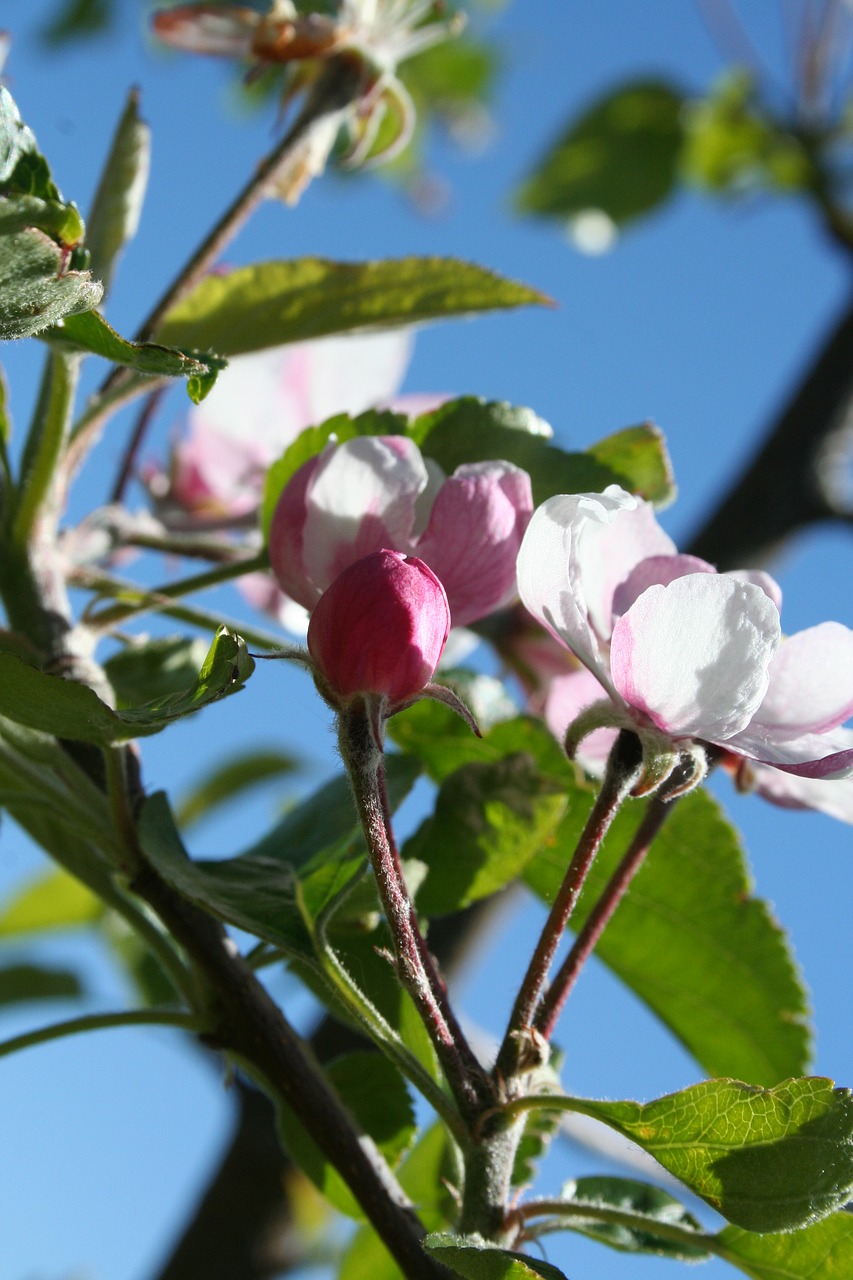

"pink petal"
[415,461,532,625]
[610,574,780,740]
[743,756,853,822]
[268,452,324,608]
[542,667,616,774]
[579,491,677,641]
[725,568,783,612]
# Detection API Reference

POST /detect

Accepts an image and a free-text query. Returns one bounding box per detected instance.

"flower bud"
[307,549,450,711]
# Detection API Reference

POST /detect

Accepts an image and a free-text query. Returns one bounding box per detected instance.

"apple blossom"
[147,329,417,522]
[269,434,533,627]
[307,548,449,712]
[517,485,853,791]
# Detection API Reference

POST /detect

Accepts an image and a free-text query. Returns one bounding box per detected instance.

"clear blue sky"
[1,3,851,1278]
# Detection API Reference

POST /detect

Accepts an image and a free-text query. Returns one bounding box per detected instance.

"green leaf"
[43,310,225,393]
[413,399,675,506]
[0,868,101,937]
[139,755,421,955]
[104,635,211,708]
[716,1212,853,1279]
[515,80,685,237]
[539,1175,711,1260]
[138,791,313,959]
[403,753,567,915]
[0,628,253,745]
[390,704,570,787]
[277,1051,416,1220]
[0,86,101,338]
[261,409,408,538]
[524,782,810,1085]
[0,962,84,1005]
[176,749,299,829]
[340,1124,458,1280]
[567,1077,853,1233]
[155,257,548,357]
[0,218,102,340]
[84,88,150,295]
[682,73,812,195]
[425,1234,569,1280]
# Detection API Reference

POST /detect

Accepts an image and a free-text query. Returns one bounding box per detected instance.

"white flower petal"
[749,622,853,737]
[610,574,780,740]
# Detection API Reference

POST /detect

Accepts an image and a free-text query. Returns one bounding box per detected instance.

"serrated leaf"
[541,1175,711,1260]
[43,310,224,392]
[176,748,299,828]
[524,782,810,1086]
[261,408,408,538]
[413,399,673,506]
[425,1234,569,1279]
[0,962,84,1005]
[155,257,547,357]
[716,1211,853,1279]
[0,868,101,937]
[85,88,150,295]
[516,79,685,232]
[567,1077,853,1232]
[277,1051,416,1220]
[403,753,566,915]
[0,628,253,745]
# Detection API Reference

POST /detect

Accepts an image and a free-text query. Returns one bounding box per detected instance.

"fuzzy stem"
[494,731,643,1081]
[534,789,678,1041]
[338,701,493,1121]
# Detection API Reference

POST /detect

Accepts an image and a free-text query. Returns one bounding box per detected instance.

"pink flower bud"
[307,550,450,710]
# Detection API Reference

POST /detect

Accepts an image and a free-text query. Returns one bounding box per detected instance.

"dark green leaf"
[85,88,150,295]
[138,791,313,959]
[155,257,548,357]
[413,399,675,506]
[390,704,569,787]
[277,1051,415,1220]
[403,753,566,915]
[0,628,253,745]
[261,409,408,538]
[40,0,111,45]
[0,868,101,936]
[425,1234,569,1280]
[524,782,810,1085]
[43,310,224,393]
[716,1211,853,1279]
[516,80,685,234]
[176,749,299,829]
[538,1175,711,1260]
[569,1077,853,1232]
[0,962,84,1005]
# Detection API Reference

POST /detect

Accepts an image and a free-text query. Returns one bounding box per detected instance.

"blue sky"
[1,3,851,1278]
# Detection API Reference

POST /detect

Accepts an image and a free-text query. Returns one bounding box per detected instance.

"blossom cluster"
[152,333,853,823]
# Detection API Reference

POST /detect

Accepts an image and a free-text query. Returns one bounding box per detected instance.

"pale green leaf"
[425,1234,569,1279]
[85,88,150,294]
[0,868,101,937]
[156,257,547,357]
[716,1211,853,1279]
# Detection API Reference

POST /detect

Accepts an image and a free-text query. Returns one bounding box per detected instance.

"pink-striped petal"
[415,462,532,625]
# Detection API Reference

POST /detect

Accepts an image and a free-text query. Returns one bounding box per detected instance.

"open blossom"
[269,434,533,626]
[517,485,853,789]
[147,330,417,521]
[308,549,449,710]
